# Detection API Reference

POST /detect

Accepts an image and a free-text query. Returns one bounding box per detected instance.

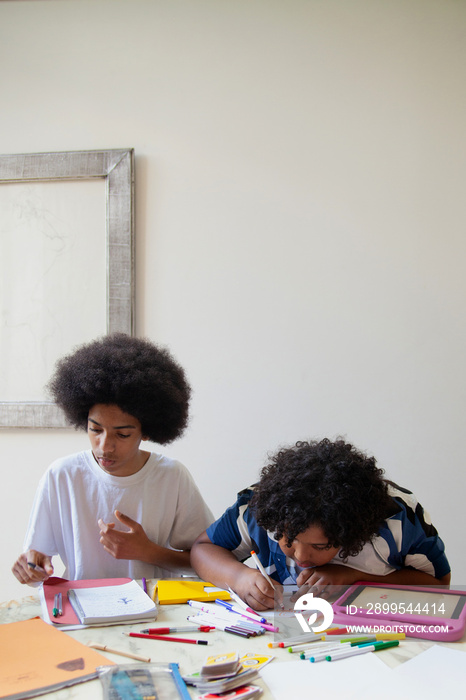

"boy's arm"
[191,531,276,611]
[98,511,193,575]
[297,563,451,594]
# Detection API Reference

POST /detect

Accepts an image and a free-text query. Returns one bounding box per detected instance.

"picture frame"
[0,148,135,428]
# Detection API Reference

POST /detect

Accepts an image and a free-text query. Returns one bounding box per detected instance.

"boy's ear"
[141,435,150,442]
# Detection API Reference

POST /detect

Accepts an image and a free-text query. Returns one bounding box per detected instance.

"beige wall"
[1,0,465,601]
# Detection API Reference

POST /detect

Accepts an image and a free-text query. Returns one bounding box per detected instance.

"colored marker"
[124,632,209,645]
[188,600,278,632]
[216,598,267,623]
[187,614,254,638]
[326,640,400,662]
[140,626,214,634]
[187,611,259,634]
[141,577,147,594]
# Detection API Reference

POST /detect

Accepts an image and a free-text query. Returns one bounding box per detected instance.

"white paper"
[260,652,392,699]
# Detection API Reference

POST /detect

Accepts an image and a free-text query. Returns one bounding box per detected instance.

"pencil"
[88,642,150,663]
[250,550,284,609]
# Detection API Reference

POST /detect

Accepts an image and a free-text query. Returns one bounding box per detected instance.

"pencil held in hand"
[250,550,284,609]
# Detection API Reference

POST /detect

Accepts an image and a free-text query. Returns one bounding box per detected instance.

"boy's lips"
[98,456,116,467]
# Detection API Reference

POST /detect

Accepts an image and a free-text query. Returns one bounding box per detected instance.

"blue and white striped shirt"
[206,482,450,583]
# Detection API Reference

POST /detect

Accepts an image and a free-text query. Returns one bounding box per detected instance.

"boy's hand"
[98,510,151,561]
[293,563,363,600]
[11,550,54,584]
[233,567,278,611]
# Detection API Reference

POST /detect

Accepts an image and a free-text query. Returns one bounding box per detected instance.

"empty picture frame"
[0,148,135,428]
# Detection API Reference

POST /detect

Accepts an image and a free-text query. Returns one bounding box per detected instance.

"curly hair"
[47,333,191,444]
[251,438,392,559]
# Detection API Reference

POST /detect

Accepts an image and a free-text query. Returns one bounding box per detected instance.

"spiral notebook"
[41,577,157,627]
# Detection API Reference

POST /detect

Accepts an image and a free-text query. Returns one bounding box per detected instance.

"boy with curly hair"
[191,438,450,610]
[12,333,213,585]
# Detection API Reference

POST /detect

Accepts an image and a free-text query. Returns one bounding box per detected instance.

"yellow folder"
[156,579,231,605]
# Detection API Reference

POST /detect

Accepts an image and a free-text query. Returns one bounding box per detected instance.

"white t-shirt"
[24,450,214,580]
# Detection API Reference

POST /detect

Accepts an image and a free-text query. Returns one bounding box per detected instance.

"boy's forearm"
[143,541,193,575]
[190,540,247,590]
[359,568,451,587]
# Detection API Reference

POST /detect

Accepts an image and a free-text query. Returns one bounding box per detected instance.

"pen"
[249,551,284,609]
[140,626,214,634]
[88,642,150,663]
[27,561,47,574]
[53,592,62,617]
[124,632,209,645]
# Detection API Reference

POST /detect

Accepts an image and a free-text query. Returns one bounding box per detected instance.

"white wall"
[1,0,465,601]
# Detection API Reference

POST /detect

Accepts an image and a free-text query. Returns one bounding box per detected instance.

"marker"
[141,577,147,594]
[216,598,267,623]
[188,600,279,632]
[140,626,214,634]
[249,551,284,609]
[187,611,261,635]
[326,640,400,662]
[325,627,349,635]
[124,632,209,645]
[88,642,150,663]
[187,614,254,638]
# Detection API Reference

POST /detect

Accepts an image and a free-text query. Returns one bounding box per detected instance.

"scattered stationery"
[0,617,114,700]
[98,662,191,700]
[155,579,231,605]
[67,579,157,625]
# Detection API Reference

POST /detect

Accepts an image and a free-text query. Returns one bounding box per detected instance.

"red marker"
[325,627,350,635]
[125,632,209,645]
[140,626,214,634]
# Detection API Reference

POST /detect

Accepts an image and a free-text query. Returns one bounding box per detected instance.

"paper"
[260,652,392,699]
[68,580,157,624]
[0,617,113,700]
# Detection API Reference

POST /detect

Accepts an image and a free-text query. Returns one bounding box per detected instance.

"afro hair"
[47,333,191,444]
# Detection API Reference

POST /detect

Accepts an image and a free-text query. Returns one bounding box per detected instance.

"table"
[1,583,466,699]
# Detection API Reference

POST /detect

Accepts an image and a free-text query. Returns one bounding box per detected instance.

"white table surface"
[1,581,466,700]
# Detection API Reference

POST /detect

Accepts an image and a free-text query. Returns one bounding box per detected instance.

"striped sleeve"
[377,483,450,579]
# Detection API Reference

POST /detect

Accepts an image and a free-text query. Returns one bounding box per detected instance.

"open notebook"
[41,577,157,627]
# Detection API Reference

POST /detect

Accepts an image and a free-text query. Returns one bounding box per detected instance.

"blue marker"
[215,598,266,623]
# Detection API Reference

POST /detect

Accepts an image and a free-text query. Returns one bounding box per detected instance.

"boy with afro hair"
[191,438,450,610]
[13,333,213,584]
